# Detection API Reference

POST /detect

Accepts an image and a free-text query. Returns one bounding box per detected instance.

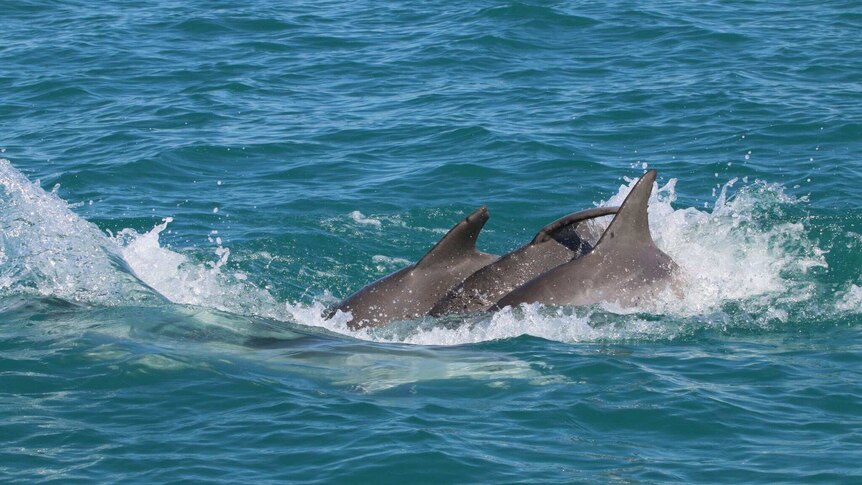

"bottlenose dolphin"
[326,206,498,329]
[428,206,619,316]
[494,170,678,309]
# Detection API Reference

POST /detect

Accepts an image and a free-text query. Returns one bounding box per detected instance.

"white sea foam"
[349,210,382,228]
[836,284,862,313]
[393,306,667,346]
[601,175,826,316]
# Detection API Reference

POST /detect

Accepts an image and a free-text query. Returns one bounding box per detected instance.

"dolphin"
[326,206,498,329]
[493,170,678,310]
[428,206,619,316]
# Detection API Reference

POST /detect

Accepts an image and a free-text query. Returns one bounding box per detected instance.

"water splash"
[116,219,281,317]
[0,159,154,304]
[614,175,827,316]
[836,284,862,313]
[330,174,829,345]
[0,159,835,346]
[0,159,285,322]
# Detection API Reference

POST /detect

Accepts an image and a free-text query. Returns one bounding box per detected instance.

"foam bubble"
[836,284,862,313]
[349,210,382,228]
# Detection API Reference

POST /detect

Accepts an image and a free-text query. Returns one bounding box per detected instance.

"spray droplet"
[213,207,219,213]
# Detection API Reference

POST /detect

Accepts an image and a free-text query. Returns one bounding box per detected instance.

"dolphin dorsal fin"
[417,206,490,268]
[594,170,657,250]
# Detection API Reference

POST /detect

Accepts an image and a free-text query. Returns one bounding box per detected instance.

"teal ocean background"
[2,1,861,483]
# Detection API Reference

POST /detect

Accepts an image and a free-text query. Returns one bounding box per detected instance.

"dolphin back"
[429,206,620,316]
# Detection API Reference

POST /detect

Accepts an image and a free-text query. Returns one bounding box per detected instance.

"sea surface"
[2,1,861,483]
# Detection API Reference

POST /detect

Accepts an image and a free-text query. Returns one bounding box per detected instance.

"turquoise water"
[2,0,861,482]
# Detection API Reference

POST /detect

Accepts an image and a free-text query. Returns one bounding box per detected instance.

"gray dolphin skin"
[493,170,678,310]
[327,206,498,329]
[428,206,619,316]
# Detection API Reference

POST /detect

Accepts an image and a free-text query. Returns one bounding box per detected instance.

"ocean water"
[1,0,861,482]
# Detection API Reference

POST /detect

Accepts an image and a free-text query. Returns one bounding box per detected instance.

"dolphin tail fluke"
[530,206,620,254]
[417,206,492,268]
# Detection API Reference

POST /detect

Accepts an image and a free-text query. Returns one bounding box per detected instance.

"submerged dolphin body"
[494,170,678,310]
[327,206,498,329]
[428,206,619,316]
